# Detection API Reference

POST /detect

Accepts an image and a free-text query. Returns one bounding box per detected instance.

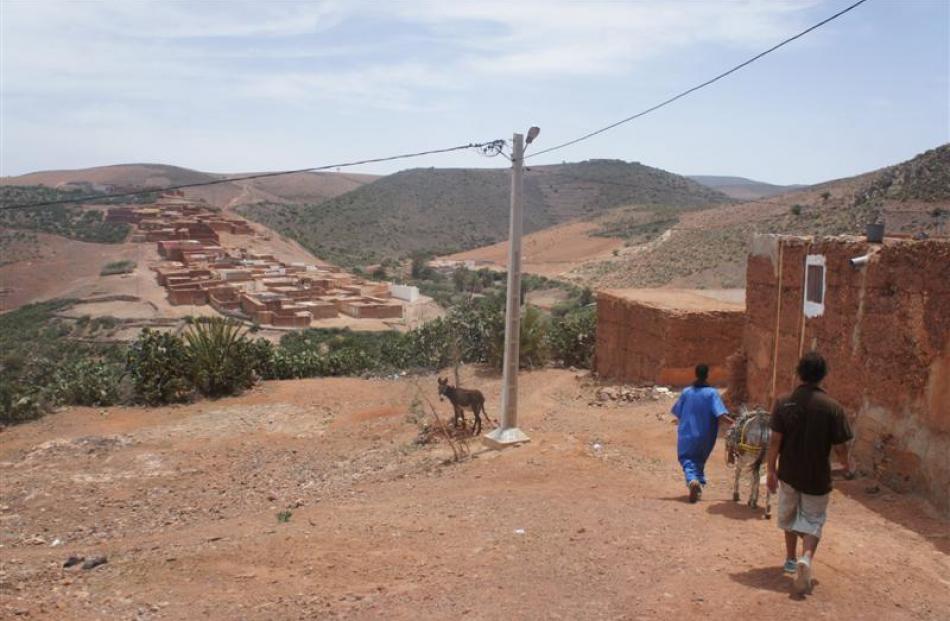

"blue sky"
[1,0,947,184]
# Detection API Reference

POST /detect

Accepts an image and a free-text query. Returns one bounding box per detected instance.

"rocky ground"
[1,369,947,620]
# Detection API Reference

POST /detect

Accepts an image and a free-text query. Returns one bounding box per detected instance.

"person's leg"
[680,457,699,485]
[785,531,798,561]
[783,531,798,573]
[777,482,800,572]
[680,457,702,502]
[802,535,820,559]
[696,459,707,486]
[793,492,830,594]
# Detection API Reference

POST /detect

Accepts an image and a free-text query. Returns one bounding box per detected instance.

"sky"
[1,0,947,185]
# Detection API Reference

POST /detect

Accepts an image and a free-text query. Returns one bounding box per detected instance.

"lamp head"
[526,126,541,144]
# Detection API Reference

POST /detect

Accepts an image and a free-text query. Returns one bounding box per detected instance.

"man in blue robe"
[671,364,732,503]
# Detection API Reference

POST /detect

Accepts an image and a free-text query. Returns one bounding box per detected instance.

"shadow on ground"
[834,477,950,555]
[729,566,816,600]
[706,500,769,521]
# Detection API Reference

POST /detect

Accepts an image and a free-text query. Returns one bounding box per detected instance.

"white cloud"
[0,0,835,173]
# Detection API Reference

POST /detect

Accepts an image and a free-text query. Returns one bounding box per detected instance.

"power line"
[1,139,506,211]
[526,0,871,160]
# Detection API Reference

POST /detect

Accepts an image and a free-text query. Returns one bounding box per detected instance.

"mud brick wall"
[353,304,403,319]
[167,287,208,306]
[595,292,744,387]
[308,304,338,320]
[739,235,950,513]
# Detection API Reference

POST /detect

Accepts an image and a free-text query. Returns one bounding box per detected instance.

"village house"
[595,288,745,387]
[729,234,949,514]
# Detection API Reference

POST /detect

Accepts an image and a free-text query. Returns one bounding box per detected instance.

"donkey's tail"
[481,404,499,428]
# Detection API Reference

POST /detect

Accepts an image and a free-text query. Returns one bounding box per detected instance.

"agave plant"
[183,318,256,398]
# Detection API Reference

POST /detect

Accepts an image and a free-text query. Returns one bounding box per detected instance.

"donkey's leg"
[764,484,772,519]
[472,406,482,436]
[749,461,762,509]
[732,458,741,502]
[454,405,464,429]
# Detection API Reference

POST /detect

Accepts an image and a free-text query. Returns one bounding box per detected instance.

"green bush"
[546,307,596,368]
[126,329,193,405]
[0,377,47,424]
[486,305,549,370]
[0,299,128,423]
[51,359,122,406]
[100,260,136,276]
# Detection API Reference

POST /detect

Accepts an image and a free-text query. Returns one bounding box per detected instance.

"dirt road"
[1,370,947,619]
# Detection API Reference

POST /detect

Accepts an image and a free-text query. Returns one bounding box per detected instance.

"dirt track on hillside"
[1,370,947,620]
[445,221,625,278]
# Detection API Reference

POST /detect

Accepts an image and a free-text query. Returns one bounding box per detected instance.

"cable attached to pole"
[526,0,871,160]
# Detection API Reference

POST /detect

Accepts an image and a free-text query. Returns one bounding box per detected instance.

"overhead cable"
[525,0,870,160]
[1,139,507,211]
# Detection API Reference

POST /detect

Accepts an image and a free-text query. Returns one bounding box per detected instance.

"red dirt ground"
[444,220,625,279]
[1,369,947,620]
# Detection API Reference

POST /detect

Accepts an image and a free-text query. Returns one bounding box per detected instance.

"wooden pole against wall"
[769,241,785,404]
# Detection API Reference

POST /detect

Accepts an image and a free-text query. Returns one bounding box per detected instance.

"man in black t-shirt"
[766,352,853,595]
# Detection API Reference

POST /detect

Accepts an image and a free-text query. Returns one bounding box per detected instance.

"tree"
[410,251,434,279]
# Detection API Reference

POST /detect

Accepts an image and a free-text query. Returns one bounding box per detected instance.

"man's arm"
[766,431,783,493]
[834,442,853,479]
[831,405,855,479]
[671,394,683,419]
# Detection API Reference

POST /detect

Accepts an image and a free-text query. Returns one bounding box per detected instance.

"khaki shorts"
[777,481,830,538]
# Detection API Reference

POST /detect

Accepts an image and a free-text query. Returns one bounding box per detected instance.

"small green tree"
[126,329,192,405]
[546,307,596,369]
[410,251,434,279]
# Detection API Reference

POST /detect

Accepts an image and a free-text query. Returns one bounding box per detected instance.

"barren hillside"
[575,144,949,289]
[237,159,730,267]
[445,145,949,289]
[1,369,947,619]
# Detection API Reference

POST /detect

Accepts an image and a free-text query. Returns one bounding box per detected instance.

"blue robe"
[671,385,728,485]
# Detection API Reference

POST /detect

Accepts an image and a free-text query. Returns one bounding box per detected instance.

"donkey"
[437,377,489,436]
[725,407,773,518]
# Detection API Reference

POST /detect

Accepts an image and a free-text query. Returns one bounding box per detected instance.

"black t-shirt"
[770,384,853,495]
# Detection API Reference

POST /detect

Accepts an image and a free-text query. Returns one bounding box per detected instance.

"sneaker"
[783,559,797,574]
[688,480,702,503]
[794,556,812,594]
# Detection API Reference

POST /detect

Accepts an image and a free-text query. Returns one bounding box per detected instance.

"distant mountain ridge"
[237,159,732,266]
[0,163,378,208]
[688,175,804,200]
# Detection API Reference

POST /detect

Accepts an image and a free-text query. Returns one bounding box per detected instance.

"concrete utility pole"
[485,129,538,448]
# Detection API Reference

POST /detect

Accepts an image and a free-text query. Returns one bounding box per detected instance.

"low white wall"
[390,283,419,302]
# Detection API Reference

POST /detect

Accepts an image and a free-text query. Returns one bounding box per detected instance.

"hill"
[237,159,731,266]
[0,164,377,208]
[0,185,135,244]
[570,144,950,289]
[688,175,804,200]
